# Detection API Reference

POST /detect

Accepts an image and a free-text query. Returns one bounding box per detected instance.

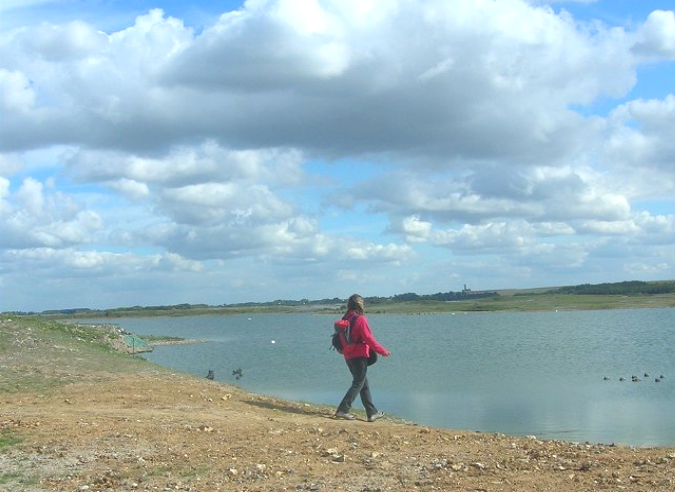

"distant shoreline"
[24,293,675,319]
[146,338,211,346]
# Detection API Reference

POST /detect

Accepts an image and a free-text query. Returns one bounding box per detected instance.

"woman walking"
[334,294,391,421]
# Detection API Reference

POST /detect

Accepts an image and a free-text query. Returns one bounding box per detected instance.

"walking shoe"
[334,412,356,420]
[368,411,385,422]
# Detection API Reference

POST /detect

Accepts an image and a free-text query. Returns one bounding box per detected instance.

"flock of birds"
[603,373,666,383]
[205,368,243,380]
[209,368,669,384]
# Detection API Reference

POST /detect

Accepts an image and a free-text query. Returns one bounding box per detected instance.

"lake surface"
[83,308,675,447]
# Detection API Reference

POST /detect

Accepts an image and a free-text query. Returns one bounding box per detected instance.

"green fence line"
[123,335,152,353]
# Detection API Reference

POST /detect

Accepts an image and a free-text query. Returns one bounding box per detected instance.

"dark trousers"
[337,357,377,417]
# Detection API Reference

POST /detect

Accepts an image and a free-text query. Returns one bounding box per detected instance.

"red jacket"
[337,311,388,360]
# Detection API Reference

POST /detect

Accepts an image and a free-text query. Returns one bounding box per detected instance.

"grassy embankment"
[368,290,675,313]
[0,317,156,394]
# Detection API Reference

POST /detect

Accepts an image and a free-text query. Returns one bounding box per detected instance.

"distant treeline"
[186,290,499,308]
[548,280,675,296]
[25,291,498,316]
[377,291,498,303]
[40,303,211,316]
[230,297,344,307]
[7,280,673,316]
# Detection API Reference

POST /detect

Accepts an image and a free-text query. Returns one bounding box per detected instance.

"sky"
[1,0,674,312]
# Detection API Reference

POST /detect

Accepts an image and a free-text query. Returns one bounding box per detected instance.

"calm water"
[84,309,675,446]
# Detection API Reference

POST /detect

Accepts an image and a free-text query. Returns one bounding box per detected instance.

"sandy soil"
[2,372,674,492]
[1,319,674,491]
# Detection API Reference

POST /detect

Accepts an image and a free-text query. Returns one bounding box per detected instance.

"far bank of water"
[82,308,675,446]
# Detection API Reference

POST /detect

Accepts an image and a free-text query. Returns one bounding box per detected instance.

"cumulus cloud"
[0,1,639,162]
[16,20,107,61]
[159,182,294,226]
[352,164,633,229]
[599,95,675,214]
[0,177,103,249]
[634,10,675,59]
[64,143,305,187]
[1,0,674,310]
[0,69,36,113]
[395,215,433,243]
[433,221,536,253]
[106,178,150,200]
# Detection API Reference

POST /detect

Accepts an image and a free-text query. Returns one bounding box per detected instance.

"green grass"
[179,467,211,479]
[0,316,156,394]
[0,431,22,450]
[0,473,27,486]
[0,431,29,487]
[142,335,186,343]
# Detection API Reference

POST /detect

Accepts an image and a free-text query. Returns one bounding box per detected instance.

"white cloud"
[397,215,433,243]
[633,212,675,243]
[160,182,294,226]
[432,221,535,253]
[19,20,107,61]
[107,178,150,200]
[634,10,675,59]
[1,0,674,311]
[0,69,36,113]
[356,164,633,229]
[344,242,412,263]
[0,1,638,162]
[65,143,305,187]
[576,219,640,235]
[0,177,104,249]
[605,95,675,191]
[0,246,205,310]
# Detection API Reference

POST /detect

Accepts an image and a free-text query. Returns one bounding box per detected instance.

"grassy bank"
[0,316,157,394]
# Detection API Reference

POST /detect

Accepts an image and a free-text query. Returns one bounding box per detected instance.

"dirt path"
[1,370,673,492]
